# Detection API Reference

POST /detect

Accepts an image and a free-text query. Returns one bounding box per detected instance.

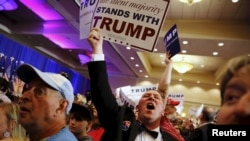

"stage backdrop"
[0,34,90,95]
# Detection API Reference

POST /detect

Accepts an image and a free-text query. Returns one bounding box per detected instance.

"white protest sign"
[195,104,204,118]
[80,0,98,37]
[189,107,197,117]
[119,86,135,109]
[188,104,204,118]
[80,0,170,52]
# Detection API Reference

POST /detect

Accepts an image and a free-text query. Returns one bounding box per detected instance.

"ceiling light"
[182,50,187,53]
[126,46,131,50]
[181,113,186,117]
[78,54,90,64]
[218,42,224,46]
[179,0,202,5]
[232,0,239,3]
[20,0,63,20]
[130,57,134,60]
[213,52,218,56]
[182,41,188,44]
[173,62,194,74]
[0,0,18,11]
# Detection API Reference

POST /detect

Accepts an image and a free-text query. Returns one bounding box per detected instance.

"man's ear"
[87,121,93,132]
[56,99,68,115]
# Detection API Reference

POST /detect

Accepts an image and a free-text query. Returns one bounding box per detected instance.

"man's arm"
[87,28,123,128]
[157,53,173,104]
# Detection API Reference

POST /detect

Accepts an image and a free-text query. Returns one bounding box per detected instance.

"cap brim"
[171,102,180,106]
[167,98,180,106]
[16,64,60,91]
[16,64,41,83]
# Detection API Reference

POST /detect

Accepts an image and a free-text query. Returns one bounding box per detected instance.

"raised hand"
[165,51,172,65]
[12,76,24,97]
[87,28,103,54]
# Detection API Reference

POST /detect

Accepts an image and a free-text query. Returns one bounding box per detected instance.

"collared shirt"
[135,127,162,141]
[91,54,105,61]
[39,127,77,141]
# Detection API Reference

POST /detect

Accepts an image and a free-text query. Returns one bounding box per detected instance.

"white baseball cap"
[16,64,74,114]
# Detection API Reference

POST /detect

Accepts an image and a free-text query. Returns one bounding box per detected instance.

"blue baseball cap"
[16,64,74,114]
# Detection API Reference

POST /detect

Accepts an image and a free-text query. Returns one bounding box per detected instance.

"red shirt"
[88,127,105,141]
[160,116,185,141]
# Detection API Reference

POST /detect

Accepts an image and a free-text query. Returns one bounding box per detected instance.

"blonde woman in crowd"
[0,102,27,141]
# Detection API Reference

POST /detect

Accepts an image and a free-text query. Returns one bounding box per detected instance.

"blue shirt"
[46,127,77,141]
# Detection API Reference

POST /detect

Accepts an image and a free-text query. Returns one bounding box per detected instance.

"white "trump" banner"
[118,85,157,110]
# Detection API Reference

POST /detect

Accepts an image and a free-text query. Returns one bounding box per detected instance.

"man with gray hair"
[16,64,77,141]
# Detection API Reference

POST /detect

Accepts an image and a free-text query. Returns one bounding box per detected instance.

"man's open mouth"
[147,103,155,110]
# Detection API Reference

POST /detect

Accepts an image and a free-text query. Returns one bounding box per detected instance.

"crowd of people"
[0,28,249,141]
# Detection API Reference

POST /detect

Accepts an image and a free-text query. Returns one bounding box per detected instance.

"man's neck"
[28,121,65,141]
[140,118,161,131]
